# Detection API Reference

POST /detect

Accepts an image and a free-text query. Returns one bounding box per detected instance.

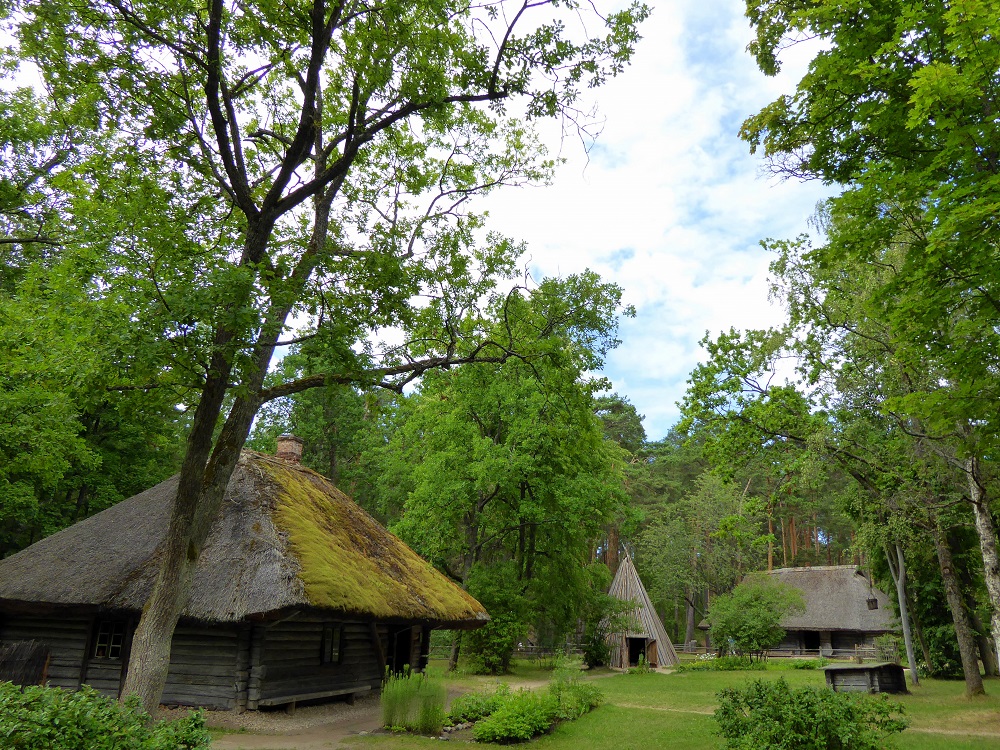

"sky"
[483,1,832,440]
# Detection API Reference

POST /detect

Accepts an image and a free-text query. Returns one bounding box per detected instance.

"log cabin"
[767,566,897,656]
[0,439,488,710]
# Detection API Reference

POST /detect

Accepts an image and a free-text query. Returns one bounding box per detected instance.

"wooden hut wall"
[831,630,875,652]
[0,614,243,708]
[605,557,680,668]
[0,615,89,690]
[162,624,241,709]
[252,617,383,708]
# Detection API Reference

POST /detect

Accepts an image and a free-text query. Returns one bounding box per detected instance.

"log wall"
[1,612,434,710]
[0,614,241,709]
[252,617,383,708]
[161,624,240,709]
[0,615,90,690]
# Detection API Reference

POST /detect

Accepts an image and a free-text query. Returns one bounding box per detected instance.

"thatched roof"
[768,566,897,633]
[0,452,488,628]
[606,556,679,667]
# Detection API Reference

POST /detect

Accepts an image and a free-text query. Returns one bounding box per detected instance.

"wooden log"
[257,685,371,707]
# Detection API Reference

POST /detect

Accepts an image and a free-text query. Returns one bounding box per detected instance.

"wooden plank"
[258,685,371,707]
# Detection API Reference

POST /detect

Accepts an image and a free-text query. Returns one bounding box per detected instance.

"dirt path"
[207,694,382,750]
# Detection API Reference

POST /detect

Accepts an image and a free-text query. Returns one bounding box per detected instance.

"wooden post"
[369,622,386,676]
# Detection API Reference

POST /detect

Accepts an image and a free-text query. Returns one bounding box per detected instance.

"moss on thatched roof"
[262,459,486,623]
[0,452,487,628]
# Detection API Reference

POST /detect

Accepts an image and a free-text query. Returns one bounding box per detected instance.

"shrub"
[787,658,830,670]
[0,681,210,750]
[471,689,557,743]
[548,654,602,720]
[457,657,601,742]
[708,576,805,662]
[550,680,602,720]
[627,654,652,674]
[380,669,447,735]
[464,611,525,675]
[447,684,510,724]
[581,627,610,668]
[714,678,908,750]
[675,655,754,673]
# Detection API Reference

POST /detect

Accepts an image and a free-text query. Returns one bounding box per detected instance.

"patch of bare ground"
[162,692,382,750]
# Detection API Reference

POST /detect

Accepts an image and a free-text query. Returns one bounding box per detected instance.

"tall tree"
[743,0,1000,673]
[7,0,649,709]
[378,273,633,670]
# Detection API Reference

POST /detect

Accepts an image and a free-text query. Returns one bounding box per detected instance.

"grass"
[339,660,1000,750]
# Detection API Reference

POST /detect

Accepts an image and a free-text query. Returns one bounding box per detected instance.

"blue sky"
[485,0,832,440]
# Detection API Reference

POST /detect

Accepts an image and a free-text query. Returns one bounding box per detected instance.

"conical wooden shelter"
[605,555,679,668]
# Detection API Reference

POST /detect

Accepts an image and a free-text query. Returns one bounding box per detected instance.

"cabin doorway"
[627,638,647,666]
[389,627,412,674]
[803,631,820,652]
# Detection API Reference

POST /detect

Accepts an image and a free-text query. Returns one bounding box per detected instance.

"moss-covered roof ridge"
[0,451,488,629]
[255,453,487,624]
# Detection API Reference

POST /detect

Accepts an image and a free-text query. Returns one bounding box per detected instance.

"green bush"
[550,680,602,720]
[471,689,557,743]
[581,627,610,668]
[676,655,754,673]
[627,654,652,674]
[380,669,447,735]
[0,682,210,750]
[548,654,602,720]
[464,611,525,675]
[714,678,908,750]
[708,576,805,662]
[448,684,510,724]
[787,658,830,670]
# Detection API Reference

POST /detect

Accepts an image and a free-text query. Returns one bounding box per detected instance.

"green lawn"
[342,663,1000,750]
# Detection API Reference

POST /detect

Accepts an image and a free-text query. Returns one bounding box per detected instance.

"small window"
[93,621,126,659]
[321,624,343,665]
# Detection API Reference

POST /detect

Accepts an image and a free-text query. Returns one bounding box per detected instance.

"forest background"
[3,0,1000,708]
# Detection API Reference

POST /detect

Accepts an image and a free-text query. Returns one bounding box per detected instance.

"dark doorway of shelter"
[627,638,646,666]
[804,632,820,652]
[389,628,411,674]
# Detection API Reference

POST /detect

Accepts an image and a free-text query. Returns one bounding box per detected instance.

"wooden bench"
[258,684,373,713]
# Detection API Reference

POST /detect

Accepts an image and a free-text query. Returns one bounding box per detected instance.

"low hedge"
[460,657,603,743]
[714,677,907,750]
[0,681,210,750]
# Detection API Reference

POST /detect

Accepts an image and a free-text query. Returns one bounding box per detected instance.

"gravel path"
[164,693,382,750]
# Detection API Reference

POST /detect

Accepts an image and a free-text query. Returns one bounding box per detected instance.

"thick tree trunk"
[971,611,1000,677]
[789,515,797,561]
[885,543,919,686]
[606,525,620,575]
[684,589,696,649]
[932,522,985,696]
[119,213,309,711]
[780,515,789,567]
[448,632,462,672]
[965,457,1000,668]
[767,515,774,571]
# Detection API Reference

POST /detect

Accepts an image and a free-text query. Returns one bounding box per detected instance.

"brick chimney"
[276,434,304,464]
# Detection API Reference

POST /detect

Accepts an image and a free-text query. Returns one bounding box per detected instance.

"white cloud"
[483,0,832,439]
